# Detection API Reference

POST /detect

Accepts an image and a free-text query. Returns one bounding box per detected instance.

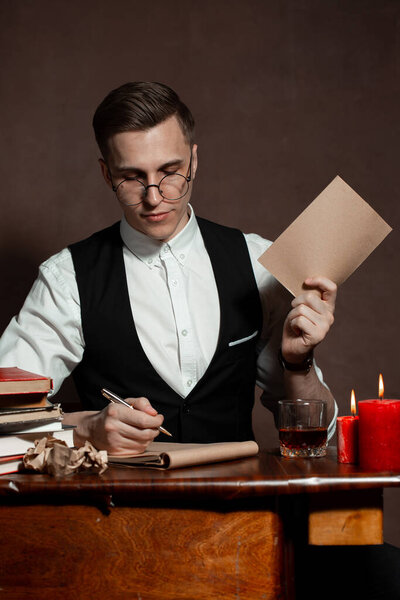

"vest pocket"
[228,330,258,347]
[225,333,258,366]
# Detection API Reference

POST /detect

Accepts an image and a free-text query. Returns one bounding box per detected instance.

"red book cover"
[0,454,24,475]
[0,367,53,395]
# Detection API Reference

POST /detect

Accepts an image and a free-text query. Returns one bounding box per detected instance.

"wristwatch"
[279,348,314,373]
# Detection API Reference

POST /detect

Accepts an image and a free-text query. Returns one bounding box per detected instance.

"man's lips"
[141,211,170,222]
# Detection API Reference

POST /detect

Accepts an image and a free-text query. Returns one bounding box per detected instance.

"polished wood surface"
[1,448,399,501]
[0,503,284,600]
[0,448,399,599]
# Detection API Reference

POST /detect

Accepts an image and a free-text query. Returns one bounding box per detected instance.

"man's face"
[100,116,198,242]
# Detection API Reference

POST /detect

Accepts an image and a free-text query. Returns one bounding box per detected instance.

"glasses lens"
[159,173,189,201]
[116,179,145,206]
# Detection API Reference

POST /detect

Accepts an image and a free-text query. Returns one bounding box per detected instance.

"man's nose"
[143,183,163,206]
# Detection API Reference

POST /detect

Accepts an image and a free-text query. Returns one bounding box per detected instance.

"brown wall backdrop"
[1,0,399,543]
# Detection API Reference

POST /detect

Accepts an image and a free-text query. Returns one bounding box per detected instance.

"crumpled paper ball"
[23,435,108,476]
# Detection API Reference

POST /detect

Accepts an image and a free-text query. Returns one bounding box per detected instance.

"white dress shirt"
[0,207,337,437]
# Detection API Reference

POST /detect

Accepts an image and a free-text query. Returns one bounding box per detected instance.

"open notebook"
[108,440,259,469]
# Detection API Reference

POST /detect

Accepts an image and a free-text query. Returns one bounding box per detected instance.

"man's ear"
[99,158,113,189]
[191,144,198,180]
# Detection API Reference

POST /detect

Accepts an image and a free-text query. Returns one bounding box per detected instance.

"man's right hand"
[62,397,165,455]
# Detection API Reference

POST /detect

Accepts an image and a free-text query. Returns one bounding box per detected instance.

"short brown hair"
[93,81,195,159]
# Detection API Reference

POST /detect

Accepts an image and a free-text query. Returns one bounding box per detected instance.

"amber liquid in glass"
[279,427,327,457]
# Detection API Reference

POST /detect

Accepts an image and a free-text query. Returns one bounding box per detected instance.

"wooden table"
[0,447,399,600]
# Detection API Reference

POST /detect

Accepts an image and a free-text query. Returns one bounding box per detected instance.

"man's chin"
[138,222,178,243]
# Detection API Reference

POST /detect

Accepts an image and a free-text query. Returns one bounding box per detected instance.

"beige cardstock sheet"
[258,176,392,297]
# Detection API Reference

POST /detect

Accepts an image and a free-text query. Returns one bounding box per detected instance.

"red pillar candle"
[358,375,400,471]
[337,389,359,463]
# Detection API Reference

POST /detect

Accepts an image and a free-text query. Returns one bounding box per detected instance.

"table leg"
[308,488,383,546]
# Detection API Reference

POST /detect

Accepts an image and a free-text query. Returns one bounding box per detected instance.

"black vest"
[69,217,262,443]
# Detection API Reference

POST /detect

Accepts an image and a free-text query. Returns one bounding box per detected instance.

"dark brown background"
[0,0,399,543]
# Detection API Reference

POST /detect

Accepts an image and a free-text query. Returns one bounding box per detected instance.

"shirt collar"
[120,205,198,269]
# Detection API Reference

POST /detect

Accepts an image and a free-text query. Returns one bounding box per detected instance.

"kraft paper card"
[258,176,392,296]
[108,440,259,469]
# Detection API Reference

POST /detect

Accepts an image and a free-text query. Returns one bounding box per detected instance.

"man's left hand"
[281,276,337,363]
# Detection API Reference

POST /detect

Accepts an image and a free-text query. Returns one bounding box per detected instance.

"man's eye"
[124,176,143,183]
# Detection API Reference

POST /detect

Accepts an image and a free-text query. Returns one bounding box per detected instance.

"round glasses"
[110,155,192,207]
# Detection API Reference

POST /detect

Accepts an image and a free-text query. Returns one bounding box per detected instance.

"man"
[0,82,337,455]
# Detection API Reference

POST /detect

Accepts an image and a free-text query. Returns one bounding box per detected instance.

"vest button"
[182,402,190,414]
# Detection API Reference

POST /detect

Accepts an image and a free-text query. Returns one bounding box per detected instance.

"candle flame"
[379,374,384,400]
[350,389,356,416]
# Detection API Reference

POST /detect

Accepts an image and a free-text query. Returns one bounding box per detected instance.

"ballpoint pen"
[101,388,173,437]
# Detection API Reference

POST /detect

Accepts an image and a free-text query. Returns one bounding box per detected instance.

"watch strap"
[279,348,314,373]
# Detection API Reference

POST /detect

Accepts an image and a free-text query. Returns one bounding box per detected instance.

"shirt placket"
[160,246,198,394]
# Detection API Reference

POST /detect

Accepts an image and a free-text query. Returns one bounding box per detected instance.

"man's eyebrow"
[113,158,184,175]
[112,165,143,175]
[158,158,184,170]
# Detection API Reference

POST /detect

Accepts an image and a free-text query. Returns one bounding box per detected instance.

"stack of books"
[0,367,73,474]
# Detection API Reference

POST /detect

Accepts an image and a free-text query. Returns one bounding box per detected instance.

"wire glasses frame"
[109,153,192,207]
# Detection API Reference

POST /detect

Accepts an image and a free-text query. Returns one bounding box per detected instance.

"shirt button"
[187,380,192,387]
[147,258,153,264]
[163,246,169,253]
[180,253,185,260]
[181,329,188,336]
[171,279,178,286]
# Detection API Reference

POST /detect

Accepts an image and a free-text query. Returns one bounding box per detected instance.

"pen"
[101,388,173,437]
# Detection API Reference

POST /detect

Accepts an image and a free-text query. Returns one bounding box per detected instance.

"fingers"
[282,277,337,356]
[303,276,337,308]
[292,292,324,316]
[292,277,337,317]
[105,412,161,446]
[288,306,333,341]
[126,396,159,416]
[107,400,164,430]
[291,295,334,325]
[101,424,160,456]
[98,398,165,455]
